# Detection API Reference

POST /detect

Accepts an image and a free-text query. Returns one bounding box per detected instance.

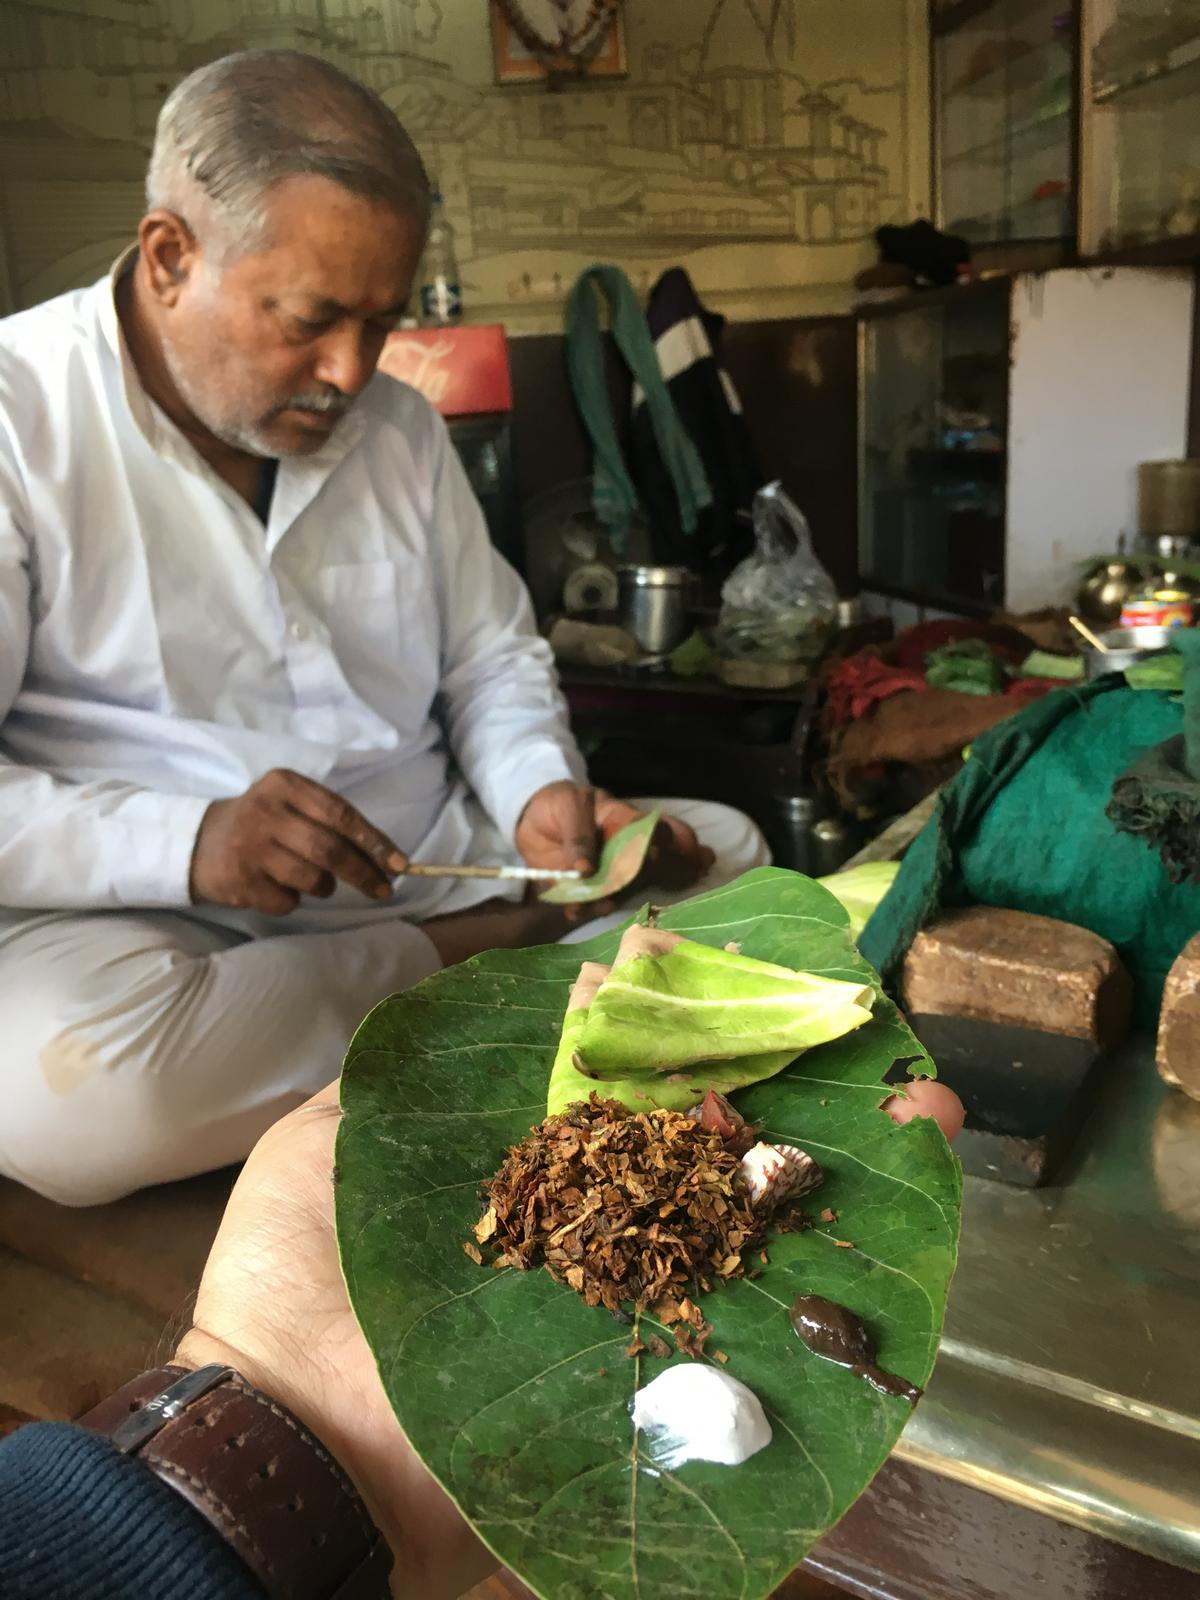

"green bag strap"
[565,263,712,553]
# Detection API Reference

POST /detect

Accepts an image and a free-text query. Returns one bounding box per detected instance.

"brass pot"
[1153,566,1200,600]
[1076,559,1139,625]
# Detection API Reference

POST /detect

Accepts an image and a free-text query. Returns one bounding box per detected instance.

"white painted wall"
[1005,267,1195,612]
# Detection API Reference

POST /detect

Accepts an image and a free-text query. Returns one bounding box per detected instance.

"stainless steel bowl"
[1082,625,1174,681]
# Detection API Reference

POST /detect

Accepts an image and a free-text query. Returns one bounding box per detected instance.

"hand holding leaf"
[336,870,962,1600]
[520,784,715,908]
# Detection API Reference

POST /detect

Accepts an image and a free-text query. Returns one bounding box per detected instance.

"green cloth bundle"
[1107,630,1200,885]
[860,675,1200,1025]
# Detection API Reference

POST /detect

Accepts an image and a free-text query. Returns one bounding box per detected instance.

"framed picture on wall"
[490,1,628,85]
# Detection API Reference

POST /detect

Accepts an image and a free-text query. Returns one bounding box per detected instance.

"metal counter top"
[897,1040,1200,1571]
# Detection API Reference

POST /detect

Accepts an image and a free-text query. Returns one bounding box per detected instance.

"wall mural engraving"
[0,0,927,326]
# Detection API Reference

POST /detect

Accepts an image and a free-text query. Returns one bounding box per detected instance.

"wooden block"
[902,908,1132,1187]
[906,1015,1100,1186]
[1158,934,1200,1102]
[902,907,1132,1043]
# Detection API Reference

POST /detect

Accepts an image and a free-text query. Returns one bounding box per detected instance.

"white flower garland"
[500,0,620,62]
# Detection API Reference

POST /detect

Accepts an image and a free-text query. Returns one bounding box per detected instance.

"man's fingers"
[275,769,407,874]
[595,802,713,879]
[562,784,599,870]
[639,813,713,889]
[563,896,617,926]
[260,845,337,900]
[277,811,393,901]
[248,873,301,918]
[595,795,641,837]
[521,784,599,872]
[658,813,704,857]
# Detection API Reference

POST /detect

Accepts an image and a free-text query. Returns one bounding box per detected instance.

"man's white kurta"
[0,266,775,1205]
[0,268,585,947]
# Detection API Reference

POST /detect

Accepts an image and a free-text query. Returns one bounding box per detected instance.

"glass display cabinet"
[1080,0,1200,255]
[859,281,1010,614]
[858,269,1195,618]
[934,0,1077,250]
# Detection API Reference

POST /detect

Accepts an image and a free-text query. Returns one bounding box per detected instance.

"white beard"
[159,334,348,459]
[158,328,274,457]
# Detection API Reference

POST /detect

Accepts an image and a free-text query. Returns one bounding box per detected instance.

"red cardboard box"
[378,324,512,417]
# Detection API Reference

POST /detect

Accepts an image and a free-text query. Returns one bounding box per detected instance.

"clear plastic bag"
[715,482,838,667]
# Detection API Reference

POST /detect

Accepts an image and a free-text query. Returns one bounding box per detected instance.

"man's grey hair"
[147,49,430,257]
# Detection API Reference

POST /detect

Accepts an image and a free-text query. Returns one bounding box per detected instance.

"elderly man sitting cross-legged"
[0,50,766,1206]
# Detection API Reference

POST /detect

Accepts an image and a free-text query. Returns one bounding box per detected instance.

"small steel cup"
[617,565,693,657]
[1082,625,1174,681]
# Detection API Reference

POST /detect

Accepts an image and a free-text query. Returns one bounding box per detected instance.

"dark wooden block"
[901,908,1134,1186]
[908,1013,1112,1186]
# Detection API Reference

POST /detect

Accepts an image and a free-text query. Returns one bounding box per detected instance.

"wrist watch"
[79,1364,392,1599]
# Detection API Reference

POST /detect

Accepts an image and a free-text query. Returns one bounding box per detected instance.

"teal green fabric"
[565,264,712,552]
[1108,630,1200,884]
[860,678,1200,1026]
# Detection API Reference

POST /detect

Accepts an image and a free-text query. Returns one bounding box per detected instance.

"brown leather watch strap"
[79,1366,391,1600]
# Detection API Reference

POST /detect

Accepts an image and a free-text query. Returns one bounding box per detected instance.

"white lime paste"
[630,1362,772,1469]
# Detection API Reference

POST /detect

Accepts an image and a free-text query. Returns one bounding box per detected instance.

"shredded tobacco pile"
[468,1093,810,1359]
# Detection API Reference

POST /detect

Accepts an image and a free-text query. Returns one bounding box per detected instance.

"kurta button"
[290,621,309,641]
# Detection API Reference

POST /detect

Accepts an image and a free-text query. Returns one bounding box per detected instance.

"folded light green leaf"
[539,809,660,905]
[546,1003,798,1117]
[575,934,873,1079]
[547,960,800,1113]
[817,861,900,940]
[545,1007,711,1117]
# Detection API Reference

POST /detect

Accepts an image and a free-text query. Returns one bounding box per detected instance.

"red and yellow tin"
[1119,589,1194,629]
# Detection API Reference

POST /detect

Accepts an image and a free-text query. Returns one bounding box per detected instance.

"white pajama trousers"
[0,800,768,1205]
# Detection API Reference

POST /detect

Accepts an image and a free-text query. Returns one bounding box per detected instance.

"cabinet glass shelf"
[936,0,1076,248]
[1081,0,1200,254]
[858,284,1010,612]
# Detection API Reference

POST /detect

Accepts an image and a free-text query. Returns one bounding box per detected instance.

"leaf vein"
[760,1126,958,1234]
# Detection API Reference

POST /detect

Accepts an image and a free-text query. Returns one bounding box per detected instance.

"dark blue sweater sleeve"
[0,1422,263,1599]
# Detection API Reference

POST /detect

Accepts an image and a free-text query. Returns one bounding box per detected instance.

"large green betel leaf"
[336,868,961,1600]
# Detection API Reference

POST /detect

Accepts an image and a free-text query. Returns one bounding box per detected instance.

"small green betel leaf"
[336,868,962,1600]
[538,809,661,904]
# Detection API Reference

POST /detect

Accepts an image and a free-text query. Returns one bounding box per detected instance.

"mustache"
[280,390,353,416]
